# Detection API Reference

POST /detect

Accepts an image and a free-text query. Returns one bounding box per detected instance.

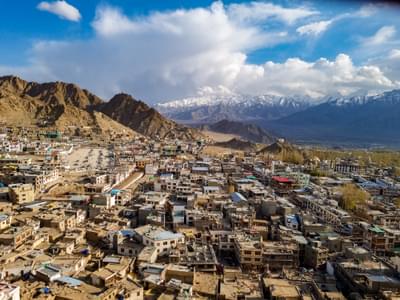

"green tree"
[340,184,369,211]
[281,150,304,165]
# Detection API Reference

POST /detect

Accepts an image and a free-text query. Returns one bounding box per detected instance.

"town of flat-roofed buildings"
[0,127,400,299]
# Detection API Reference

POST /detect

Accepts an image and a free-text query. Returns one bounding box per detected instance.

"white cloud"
[37,1,81,22]
[227,1,317,25]
[296,5,381,39]
[356,4,378,17]
[10,3,288,100]
[297,20,333,36]
[2,2,399,103]
[233,54,396,98]
[389,49,400,59]
[92,6,137,36]
[362,25,396,46]
[368,49,400,87]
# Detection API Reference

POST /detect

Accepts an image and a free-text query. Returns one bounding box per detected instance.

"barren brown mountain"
[0,75,134,137]
[213,138,258,152]
[96,93,203,140]
[0,76,202,140]
[257,140,298,155]
[199,119,276,144]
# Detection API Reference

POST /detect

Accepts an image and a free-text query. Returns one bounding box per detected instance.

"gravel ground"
[65,147,113,171]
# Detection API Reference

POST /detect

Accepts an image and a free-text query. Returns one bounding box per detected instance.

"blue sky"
[1,1,400,103]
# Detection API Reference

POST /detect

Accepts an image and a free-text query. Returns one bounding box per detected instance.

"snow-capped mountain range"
[327,89,400,106]
[156,89,400,146]
[270,89,400,146]
[156,93,313,124]
[158,93,312,109]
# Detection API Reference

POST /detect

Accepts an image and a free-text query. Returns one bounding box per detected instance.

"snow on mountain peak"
[330,89,400,106]
[157,92,313,110]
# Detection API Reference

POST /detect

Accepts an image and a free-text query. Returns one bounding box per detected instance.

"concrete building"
[263,241,299,271]
[134,225,185,256]
[8,183,35,204]
[304,241,329,269]
[0,214,12,231]
[234,234,263,271]
[169,242,218,273]
[0,226,33,248]
[0,282,20,300]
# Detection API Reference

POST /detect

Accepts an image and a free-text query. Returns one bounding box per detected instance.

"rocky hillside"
[213,138,257,152]
[199,119,276,144]
[0,76,135,137]
[96,93,203,140]
[258,140,294,154]
[0,76,202,140]
[257,140,305,163]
